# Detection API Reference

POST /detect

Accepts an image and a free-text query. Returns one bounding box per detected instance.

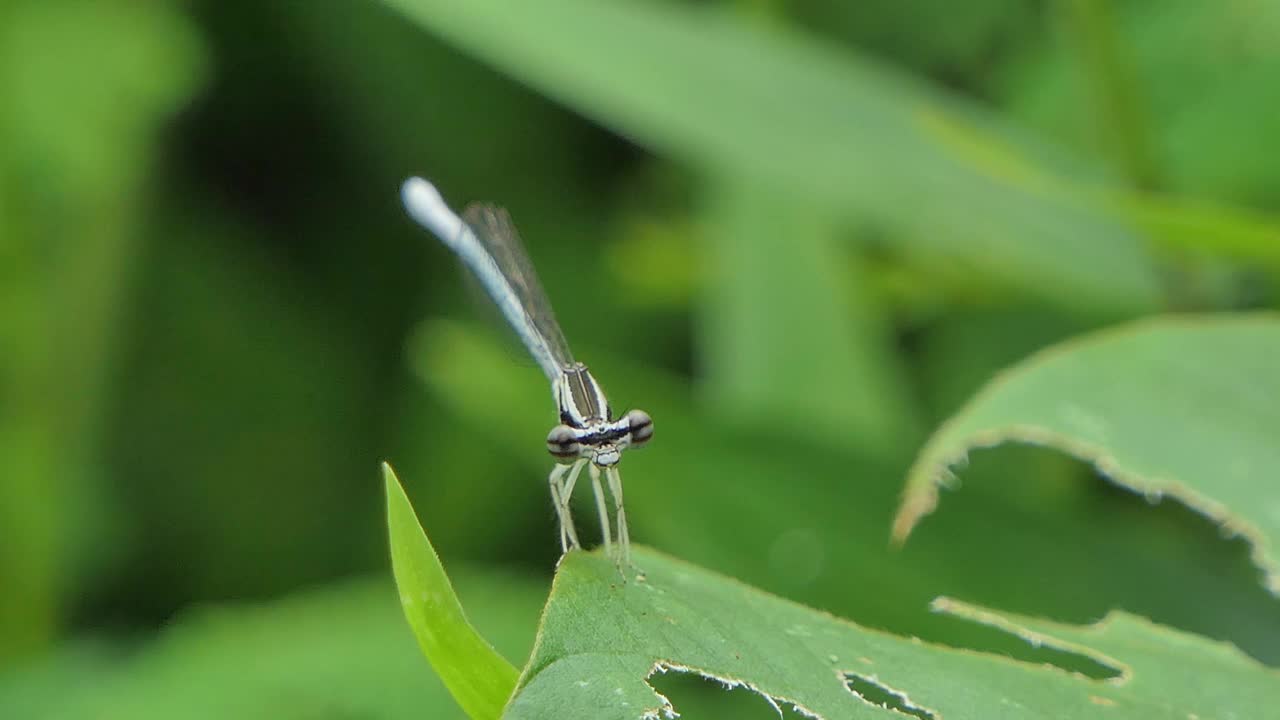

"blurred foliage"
[0,569,544,719]
[0,0,204,662]
[1,0,1277,717]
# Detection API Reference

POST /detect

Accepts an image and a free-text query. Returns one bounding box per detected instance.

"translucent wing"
[461,204,576,371]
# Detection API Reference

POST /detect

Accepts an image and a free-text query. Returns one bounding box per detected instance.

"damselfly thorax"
[546,363,653,468]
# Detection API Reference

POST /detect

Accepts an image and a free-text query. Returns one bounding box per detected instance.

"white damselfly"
[401,177,652,568]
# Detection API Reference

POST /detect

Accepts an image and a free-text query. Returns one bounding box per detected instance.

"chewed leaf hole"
[930,607,1124,680]
[843,673,935,720]
[648,666,811,719]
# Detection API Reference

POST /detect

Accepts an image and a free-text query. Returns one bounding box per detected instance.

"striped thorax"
[545,363,652,468]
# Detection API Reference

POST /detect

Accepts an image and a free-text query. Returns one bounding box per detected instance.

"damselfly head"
[545,409,653,465]
[592,444,622,467]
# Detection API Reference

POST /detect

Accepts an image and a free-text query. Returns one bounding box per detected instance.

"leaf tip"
[890,484,937,546]
[382,461,409,511]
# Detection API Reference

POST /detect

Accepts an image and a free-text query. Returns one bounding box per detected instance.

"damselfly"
[401,177,651,568]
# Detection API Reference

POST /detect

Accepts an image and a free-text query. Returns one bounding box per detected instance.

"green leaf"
[1114,193,1280,274]
[384,463,520,719]
[895,314,1280,593]
[507,547,1277,718]
[788,0,1035,78]
[380,0,1161,312]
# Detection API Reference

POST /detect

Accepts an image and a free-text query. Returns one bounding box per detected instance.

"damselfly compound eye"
[625,409,653,447]
[546,424,580,459]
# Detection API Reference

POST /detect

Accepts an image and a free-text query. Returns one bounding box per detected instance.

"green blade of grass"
[383,462,519,719]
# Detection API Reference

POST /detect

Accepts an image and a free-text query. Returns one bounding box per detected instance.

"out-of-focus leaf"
[897,314,1280,595]
[699,177,920,456]
[385,463,519,719]
[0,0,204,662]
[506,548,1277,719]
[107,213,385,602]
[0,641,121,720]
[0,571,543,720]
[3,1,204,196]
[915,305,1103,422]
[1005,0,1280,207]
[997,0,1280,277]
[1057,0,1160,190]
[275,0,607,222]
[380,0,1162,312]
[1114,194,1280,274]
[791,0,1036,81]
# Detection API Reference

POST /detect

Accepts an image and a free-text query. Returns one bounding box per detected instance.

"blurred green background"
[2,0,1278,717]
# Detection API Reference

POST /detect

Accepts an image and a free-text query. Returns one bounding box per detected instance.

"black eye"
[625,409,653,447]
[546,424,580,459]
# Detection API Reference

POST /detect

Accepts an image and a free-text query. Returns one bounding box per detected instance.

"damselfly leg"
[606,466,631,568]
[548,463,581,552]
[587,463,613,557]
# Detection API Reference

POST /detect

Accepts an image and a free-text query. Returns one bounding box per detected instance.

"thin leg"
[559,458,586,550]
[548,463,571,553]
[588,463,612,555]
[606,466,630,568]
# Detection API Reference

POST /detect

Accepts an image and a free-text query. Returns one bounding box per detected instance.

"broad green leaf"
[385,463,520,719]
[0,572,543,720]
[507,548,1277,719]
[380,0,1161,312]
[895,314,1280,593]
